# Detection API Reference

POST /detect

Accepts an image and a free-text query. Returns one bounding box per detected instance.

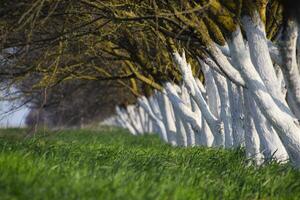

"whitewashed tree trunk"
[157,91,177,146]
[297,29,300,68]
[287,93,300,120]
[127,105,143,134]
[150,94,163,119]
[243,90,264,165]
[201,60,220,118]
[173,52,224,146]
[137,106,146,134]
[212,70,233,148]
[116,106,137,135]
[173,109,188,146]
[229,27,300,166]
[112,12,300,167]
[116,116,126,129]
[228,83,245,147]
[274,64,287,97]
[242,13,289,161]
[181,85,196,146]
[147,115,153,133]
[193,78,214,146]
[281,19,300,119]
[164,83,202,132]
[191,97,214,147]
[138,96,168,142]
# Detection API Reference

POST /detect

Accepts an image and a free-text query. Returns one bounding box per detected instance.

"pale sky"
[0,100,29,128]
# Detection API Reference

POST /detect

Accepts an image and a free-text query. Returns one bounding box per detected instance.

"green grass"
[0,128,300,200]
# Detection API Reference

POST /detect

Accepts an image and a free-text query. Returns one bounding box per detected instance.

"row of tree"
[1,0,300,166]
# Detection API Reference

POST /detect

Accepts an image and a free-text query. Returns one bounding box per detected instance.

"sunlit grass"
[0,128,300,200]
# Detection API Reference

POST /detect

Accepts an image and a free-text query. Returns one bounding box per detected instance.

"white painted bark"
[181,85,196,146]
[281,19,300,119]
[216,43,231,57]
[201,60,220,117]
[116,116,126,129]
[157,91,178,146]
[247,95,288,161]
[191,95,214,147]
[190,96,202,146]
[193,77,215,146]
[138,96,168,142]
[143,111,150,133]
[212,70,233,148]
[136,107,146,134]
[208,44,246,87]
[271,32,300,118]
[127,105,141,134]
[268,41,283,66]
[287,93,300,119]
[183,121,196,146]
[297,29,300,68]
[243,90,264,165]
[147,115,153,133]
[198,58,224,147]
[173,52,224,139]
[242,13,289,161]
[228,83,245,147]
[173,108,188,146]
[243,14,287,101]
[201,59,231,147]
[148,94,163,121]
[274,64,287,97]
[197,57,224,79]
[229,27,300,166]
[137,106,146,134]
[116,106,137,135]
[112,13,300,168]
[164,83,202,132]
[195,78,206,97]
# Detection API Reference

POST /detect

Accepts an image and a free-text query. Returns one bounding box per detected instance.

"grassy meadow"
[0,127,300,200]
